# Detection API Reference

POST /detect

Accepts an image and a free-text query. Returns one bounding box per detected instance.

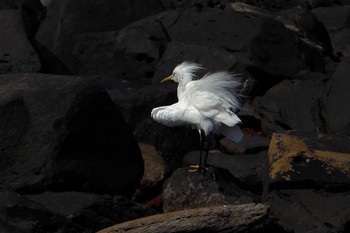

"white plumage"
[151,61,243,143]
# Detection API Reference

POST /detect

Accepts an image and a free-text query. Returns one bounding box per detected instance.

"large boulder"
[271,190,350,233]
[0,73,143,196]
[324,57,350,132]
[257,76,327,135]
[35,0,164,72]
[0,10,40,73]
[25,192,158,232]
[267,132,350,191]
[313,5,350,57]
[162,167,256,212]
[0,191,88,233]
[183,151,269,194]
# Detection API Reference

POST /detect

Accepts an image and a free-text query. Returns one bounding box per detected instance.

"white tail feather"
[220,124,243,143]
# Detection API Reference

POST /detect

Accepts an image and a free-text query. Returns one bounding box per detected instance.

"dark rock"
[134,119,199,172]
[73,24,166,85]
[219,134,271,155]
[162,167,256,212]
[312,5,350,32]
[270,190,350,233]
[267,132,350,191]
[167,9,262,51]
[35,0,164,72]
[0,0,45,38]
[249,17,305,76]
[324,57,350,132]
[183,151,269,194]
[97,203,273,233]
[161,0,230,10]
[152,41,240,83]
[294,7,339,62]
[0,191,88,233]
[72,10,185,84]
[0,10,40,73]
[257,76,327,135]
[0,73,143,196]
[100,77,177,127]
[231,3,328,74]
[25,192,158,232]
[236,0,301,11]
[40,0,51,7]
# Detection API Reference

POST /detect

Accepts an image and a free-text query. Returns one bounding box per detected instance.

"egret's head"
[160,61,202,84]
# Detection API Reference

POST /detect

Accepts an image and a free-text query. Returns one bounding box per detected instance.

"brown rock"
[267,132,350,190]
[138,143,167,187]
[97,203,271,233]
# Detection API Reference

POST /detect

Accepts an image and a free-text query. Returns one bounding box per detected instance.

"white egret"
[151,61,243,170]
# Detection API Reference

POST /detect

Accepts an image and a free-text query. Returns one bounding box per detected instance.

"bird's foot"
[189,165,208,173]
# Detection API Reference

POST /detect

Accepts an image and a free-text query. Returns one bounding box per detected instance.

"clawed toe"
[189,165,208,173]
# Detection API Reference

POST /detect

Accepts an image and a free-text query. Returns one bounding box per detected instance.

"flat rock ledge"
[97,203,270,233]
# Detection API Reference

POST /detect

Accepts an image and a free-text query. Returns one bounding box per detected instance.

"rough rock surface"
[162,167,256,212]
[0,73,143,196]
[313,5,350,56]
[35,0,164,72]
[324,57,350,132]
[0,10,40,73]
[25,192,158,232]
[258,77,327,135]
[1,0,350,232]
[97,203,272,233]
[183,151,269,194]
[267,132,350,191]
[270,190,350,233]
[0,191,88,233]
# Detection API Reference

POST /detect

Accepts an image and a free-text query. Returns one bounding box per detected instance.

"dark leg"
[203,133,211,167]
[189,129,206,172]
[198,129,203,167]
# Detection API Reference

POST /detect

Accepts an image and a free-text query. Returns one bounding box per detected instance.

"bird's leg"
[198,128,203,167]
[189,129,208,173]
[203,133,211,167]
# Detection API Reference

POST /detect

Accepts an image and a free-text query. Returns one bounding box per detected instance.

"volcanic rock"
[35,0,164,72]
[267,132,350,191]
[324,57,350,132]
[271,189,350,233]
[0,191,88,233]
[313,5,350,56]
[162,167,256,212]
[0,10,40,73]
[184,151,269,194]
[0,73,143,196]
[25,192,157,232]
[258,77,327,135]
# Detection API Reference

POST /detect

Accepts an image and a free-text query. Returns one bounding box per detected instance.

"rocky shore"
[0,0,349,232]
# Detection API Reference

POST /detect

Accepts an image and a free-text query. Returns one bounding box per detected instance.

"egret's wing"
[151,103,201,127]
[187,90,241,127]
[188,90,222,117]
[186,72,242,111]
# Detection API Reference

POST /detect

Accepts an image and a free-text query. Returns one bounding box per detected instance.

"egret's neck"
[177,75,192,100]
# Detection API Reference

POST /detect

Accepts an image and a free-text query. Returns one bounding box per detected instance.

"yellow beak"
[160,76,172,83]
